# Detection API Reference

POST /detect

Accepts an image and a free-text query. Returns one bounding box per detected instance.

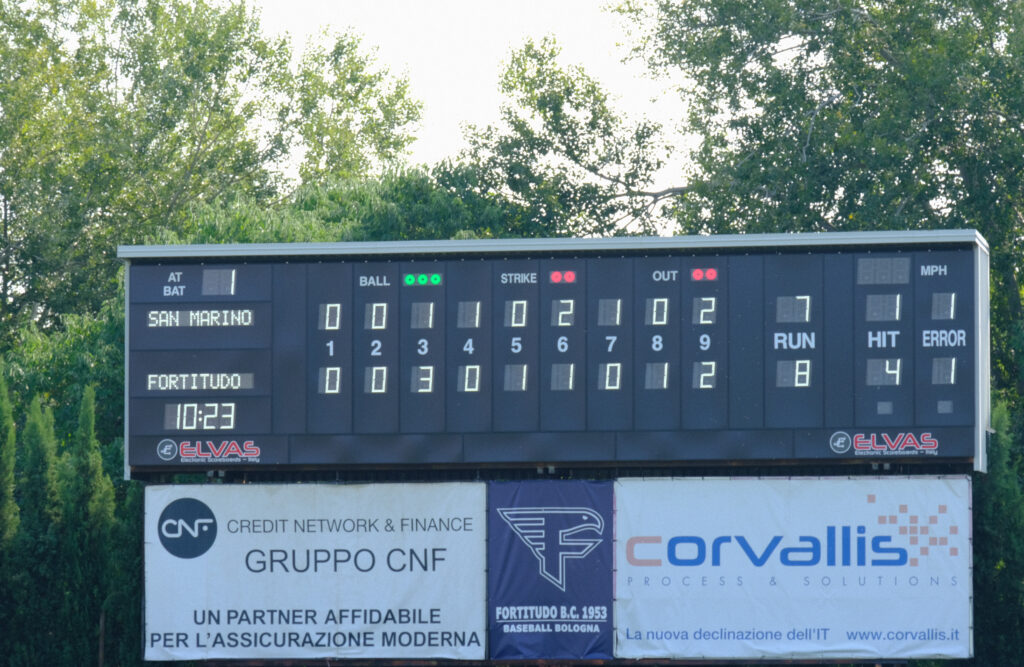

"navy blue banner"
[487,480,613,660]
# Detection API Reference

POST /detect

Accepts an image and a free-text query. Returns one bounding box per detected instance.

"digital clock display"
[163,402,236,430]
[121,231,990,475]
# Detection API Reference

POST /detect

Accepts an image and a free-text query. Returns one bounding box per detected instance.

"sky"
[251,0,685,169]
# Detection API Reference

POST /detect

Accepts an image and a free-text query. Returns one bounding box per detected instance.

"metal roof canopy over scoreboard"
[119,230,990,478]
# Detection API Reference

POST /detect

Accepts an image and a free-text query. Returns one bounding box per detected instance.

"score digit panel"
[120,231,990,476]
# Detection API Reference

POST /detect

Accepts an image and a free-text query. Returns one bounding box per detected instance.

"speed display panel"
[120,231,990,476]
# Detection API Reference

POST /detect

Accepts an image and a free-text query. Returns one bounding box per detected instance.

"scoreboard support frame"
[120,230,990,480]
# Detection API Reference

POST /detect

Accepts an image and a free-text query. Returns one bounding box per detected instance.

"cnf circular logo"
[158,498,217,558]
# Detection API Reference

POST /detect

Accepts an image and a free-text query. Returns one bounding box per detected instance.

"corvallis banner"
[615,477,971,660]
[145,476,971,662]
[624,525,909,568]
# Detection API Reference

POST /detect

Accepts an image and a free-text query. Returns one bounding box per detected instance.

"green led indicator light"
[403,273,443,286]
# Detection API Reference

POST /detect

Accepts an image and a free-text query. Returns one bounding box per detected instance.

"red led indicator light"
[550,270,578,283]
[691,267,719,281]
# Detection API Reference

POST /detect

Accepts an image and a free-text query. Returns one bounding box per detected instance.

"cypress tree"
[59,386,116,665]
[0,362,17,547]
[9,397,63,665]
[106,479,143,666]
[0,364,20,657]
[972,401,1024,662]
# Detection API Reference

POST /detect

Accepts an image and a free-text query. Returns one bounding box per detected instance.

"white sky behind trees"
[252,0,685,170]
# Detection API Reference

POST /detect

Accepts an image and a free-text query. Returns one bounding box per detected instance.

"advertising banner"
[615,476,972,660]
[488,480,613,659]
[144,483,486,661]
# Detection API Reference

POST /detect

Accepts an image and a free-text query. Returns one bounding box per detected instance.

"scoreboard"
[120,231,990,477]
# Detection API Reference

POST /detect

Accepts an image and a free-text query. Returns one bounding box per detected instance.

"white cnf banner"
[615,477,972,660]
[144,483,486,661]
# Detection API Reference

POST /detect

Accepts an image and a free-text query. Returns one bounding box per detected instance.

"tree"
[599,4,1024,659]
[617,0,1024,403]
[290,167,517,241]
[973,401,1024,663]
[462,36,670,237]
[292,31,422,185]
[58,386,116,665]
[0,362,17,548]
[0,0,422,344]
[13,399,61,548]
[4,299,124,447]
[104,478,143,666]
[0,0,280,333]
[8,398,64,665]
[0,362,18,658]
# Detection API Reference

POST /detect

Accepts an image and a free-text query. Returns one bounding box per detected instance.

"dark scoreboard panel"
[120,232,990,476]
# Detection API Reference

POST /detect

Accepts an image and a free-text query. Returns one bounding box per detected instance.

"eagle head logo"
[497,507,604,592]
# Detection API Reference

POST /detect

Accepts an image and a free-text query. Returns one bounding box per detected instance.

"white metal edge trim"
[123,266,131,480]
[975,242,991,473]
[118,230,987,260]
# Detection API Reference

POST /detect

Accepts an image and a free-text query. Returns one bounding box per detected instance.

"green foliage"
[104,479,143,665]
[620,0,1021,232]
[290,167,515,241]
[4,296,124,447]
[0,0,423,343]
[148,168,521,247]
[611,2,1024,658]
[0,384,133,664]
[0,361,17,549]
[9,397,64,665]
[0,362,18,658]
[619,0,1024,404]
[57,386,117,665]
[152,194,344,245]
[0,1,1021,661]
[463,36,670,237]
[0,0,283,333]
[972,402,1024,663]
[15,398,61,532]
[142,168,510,247]
[293,31,423,185]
